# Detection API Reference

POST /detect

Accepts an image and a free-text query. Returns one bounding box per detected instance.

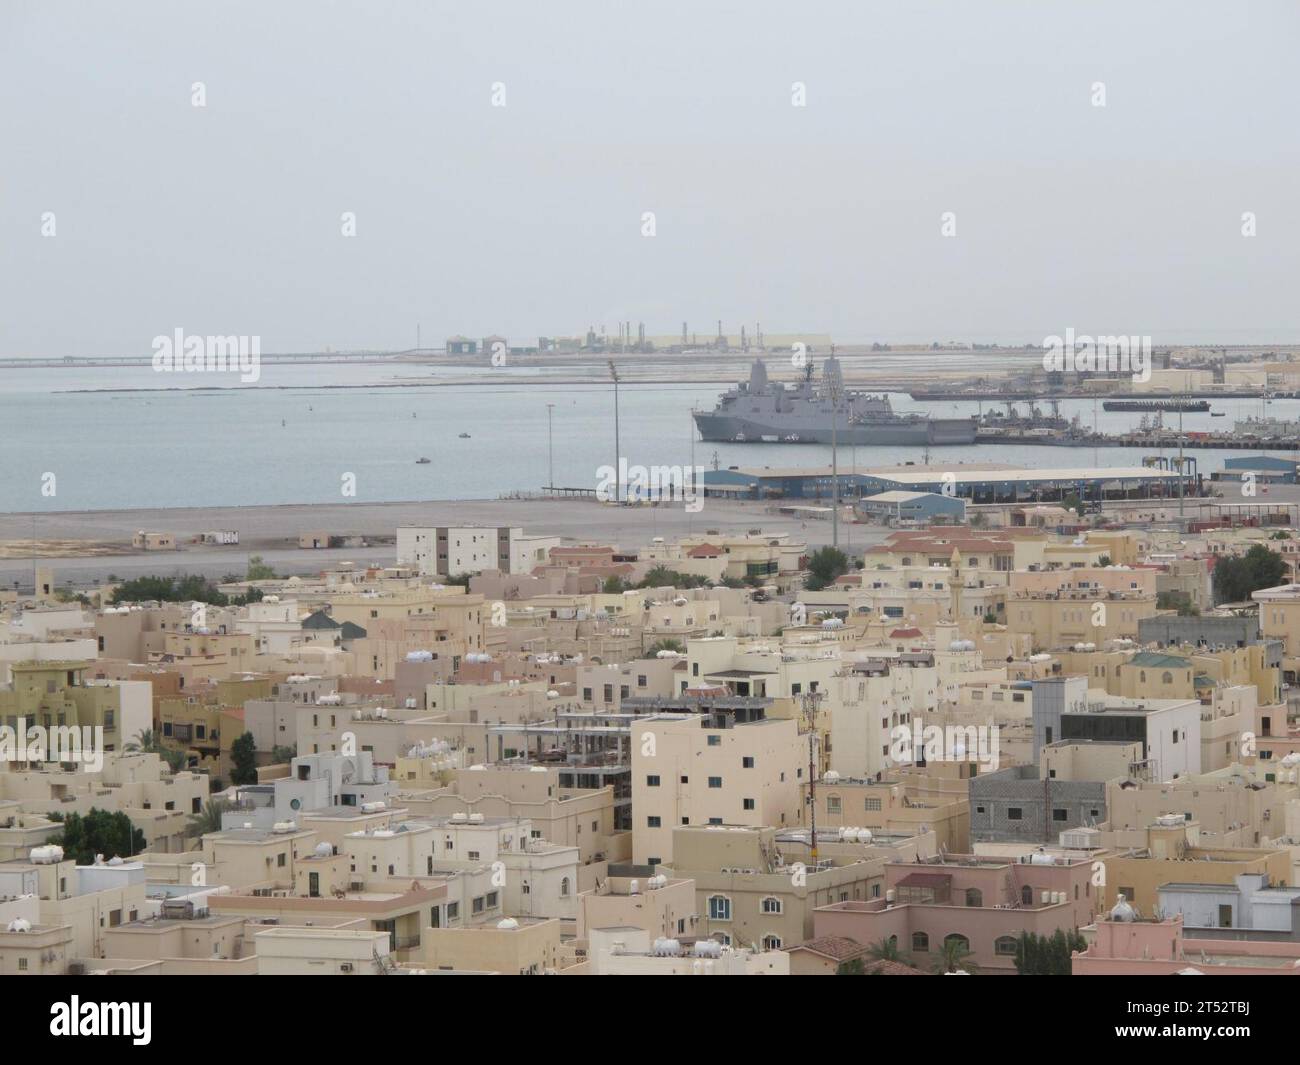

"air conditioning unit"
[339,962,353,973]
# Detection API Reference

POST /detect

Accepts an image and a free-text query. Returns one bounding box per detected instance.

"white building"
[396,526,561,578]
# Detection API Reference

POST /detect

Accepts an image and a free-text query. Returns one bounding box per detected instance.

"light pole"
[802,690,823,867]
[608,360,621,503]
[546,403,555,490]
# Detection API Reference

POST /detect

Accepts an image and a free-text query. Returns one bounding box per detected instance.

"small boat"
[1210,412,1226,417]
[416,457,431,464]
[458,432,471,438]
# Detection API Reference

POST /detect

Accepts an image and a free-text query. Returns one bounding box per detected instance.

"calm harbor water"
[0,361,1292,513]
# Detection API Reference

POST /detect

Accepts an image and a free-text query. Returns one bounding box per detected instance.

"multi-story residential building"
[0,660,143,755]
[631,712,805,866]
[1074,912,1300,975]
[811,851,1100,974]
[396,525,561,577]
[663,823,935,951]
[1101,817,1292,915]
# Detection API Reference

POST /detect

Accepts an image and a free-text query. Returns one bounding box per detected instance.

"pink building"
[1074,915,1300,976]
[812,854,1099,974]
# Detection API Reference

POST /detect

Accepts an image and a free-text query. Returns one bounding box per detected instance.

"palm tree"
[933,937,979,974]
[126,727,187,772]
[186,799,229,838]
[124,728,157,753]
[865,937,914,968]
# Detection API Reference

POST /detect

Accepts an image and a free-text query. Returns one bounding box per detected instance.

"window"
[864,797,881,811]
[994,936,1019,956]
[943,933,970,954]
[742,756,754,768]
[647,816,661,828]
[1007,807,1023,821]
[447,901,459,921]
[761,934,782,950]
[1053,808,1068,822]
[964,888,982,907]
[912,931,929,952]
[1021,886,1034,905]
[743,798,755,811]
[827,796,842,814]
[708,895,731,921]
[708,776,722,788]
[486,891,498,908]
[761,896,782,914]
[472,897,485,914]
[560,877,570,897]
[707,735,720,746]
[646,774,660,787]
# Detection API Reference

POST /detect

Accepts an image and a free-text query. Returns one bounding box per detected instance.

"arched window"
[912,931,930,952]
[560,877,570,897]
[760,896,782,915]
[761,934,782,950]
[708,895,731,921]
[965,888,983,907]
[995,935,1019,956]
[944,933,970,952]
[1021,885,1033,906]
[1162,671,1173,684]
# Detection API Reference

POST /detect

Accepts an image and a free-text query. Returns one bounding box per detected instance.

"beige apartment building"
[575,871,697,942]
[422,916,561,974]
[631,713,805,866]
[1102,818,1293,915]
[254,926,392,975]
[807,776,970,853]
[663,825,929,951]
[408,764,621,866]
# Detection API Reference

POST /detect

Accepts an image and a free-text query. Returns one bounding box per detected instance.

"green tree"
[602,575,628,593]
[932,936,978,974]
[229,732,259,785]
[836,957,866,975]
[865,937,913,968]
[53,809,145,864]
[1157,590,1198,616]
[637,566,710,589]
[271,745,297,764]
[804,547,849,591]
[124,728,186,772]
[187,799,230,838]
[1212,544,1286,604]
[646,639,684,656]
[246,555,276,580]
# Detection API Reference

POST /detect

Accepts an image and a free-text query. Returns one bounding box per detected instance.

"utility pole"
[802,690,823,867]
[608,360,621,503]
[546,402,555,490]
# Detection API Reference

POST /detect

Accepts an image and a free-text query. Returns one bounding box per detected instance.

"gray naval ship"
[693,356,978,445]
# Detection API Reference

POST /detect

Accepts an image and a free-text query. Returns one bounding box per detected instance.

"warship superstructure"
[693,357,978,445]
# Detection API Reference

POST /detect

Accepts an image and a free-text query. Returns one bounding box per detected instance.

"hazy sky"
[2,0,1298,355]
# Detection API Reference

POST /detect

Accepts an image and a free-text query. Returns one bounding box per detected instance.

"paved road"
[0,498,886,589]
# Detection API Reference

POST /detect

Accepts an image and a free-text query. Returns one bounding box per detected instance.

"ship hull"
[693,412,976,446]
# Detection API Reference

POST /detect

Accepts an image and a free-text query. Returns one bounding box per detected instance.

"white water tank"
[30,845,63,864]
[497,918,519,931]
